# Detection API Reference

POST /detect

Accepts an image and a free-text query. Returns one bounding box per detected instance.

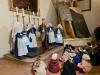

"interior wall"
[82,0,100,41]
[0,0,57,58]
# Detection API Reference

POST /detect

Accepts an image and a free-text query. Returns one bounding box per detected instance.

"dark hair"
[96,42,100,47]
[87,42,92,46]
[65,44,69,48]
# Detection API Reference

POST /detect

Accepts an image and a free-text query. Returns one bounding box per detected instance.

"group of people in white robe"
[46,23,63,46]
[12,21,63,60]
[12,21,37,60]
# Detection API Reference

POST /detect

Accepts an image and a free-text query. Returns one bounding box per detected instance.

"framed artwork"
[77,0,91,12]
[9,0,40,15]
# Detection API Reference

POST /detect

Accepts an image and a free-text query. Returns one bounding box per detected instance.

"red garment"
[48,59,60,73]
[31,68,36,74]
[76,66,85,73]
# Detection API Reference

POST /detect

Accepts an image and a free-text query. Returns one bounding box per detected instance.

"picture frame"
[8,0,40,16]
[77,0,91,12]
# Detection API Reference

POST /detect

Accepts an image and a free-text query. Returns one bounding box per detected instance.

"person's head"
[98,23,100,27]
[42,18,46,24]
[68,53,74,63]
[82,54,91,63]
[87,42,92,46]
[96,42,100,47]
[71,46,75,50]
[35,56,41,67]
[65,49,71,53]
[52,53,58,61]
[26,22,36,31]
[78,46,84,51]
[57,24,63,29]
[65,44,69,48]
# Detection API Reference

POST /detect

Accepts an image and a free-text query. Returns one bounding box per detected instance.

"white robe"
[29,33,37,48]
[33,61,46,75]
[48,29,55,43]
[18,38,28,56]
[55,29,63,43]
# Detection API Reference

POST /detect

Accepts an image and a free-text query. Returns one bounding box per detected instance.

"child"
[61,53,76,75]
[78,46,88,61]
[31,56,47,75]
[60,49,70,62]
[72,51,81,65]
[76,54,92,73]
[48,53,60,73]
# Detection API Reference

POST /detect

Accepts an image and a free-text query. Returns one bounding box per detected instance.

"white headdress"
[12,22,23,42]
[26,22,36,31]
[47,23,52,28]
[52,53,58,60]
[82,54,90,60]
[12,22,23,36]
[57,24,63,30]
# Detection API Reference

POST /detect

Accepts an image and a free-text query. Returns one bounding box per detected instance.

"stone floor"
[0,51,100,75]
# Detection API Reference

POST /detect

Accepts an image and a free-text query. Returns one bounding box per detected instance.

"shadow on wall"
[9,29,14,50]
[0,26,13,57]
[46,0,57,28]
[0,26,13,50]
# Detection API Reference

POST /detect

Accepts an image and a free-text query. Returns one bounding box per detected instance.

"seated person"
[72,51,81,65]
[61,53,76,75]
[76,54,92,73]
[84,42,93,56]
[31,56,47,75]
[48,53,60,73]
[78,46,88,61]
[91,42,100,65]
[63,44,69,53]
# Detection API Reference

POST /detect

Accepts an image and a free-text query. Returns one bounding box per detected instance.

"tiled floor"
[0,51,100,75]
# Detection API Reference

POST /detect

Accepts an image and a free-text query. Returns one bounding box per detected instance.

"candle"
[16,7,18,15]
[33,11,34,16]
[37,12,38,16]
[28,6,29,10]
[22,8,24,16]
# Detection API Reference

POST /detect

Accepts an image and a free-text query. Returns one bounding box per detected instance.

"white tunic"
[55,29,63,43]
[48,28,55,43]
[18,38,28,56]
[29,33,37,48]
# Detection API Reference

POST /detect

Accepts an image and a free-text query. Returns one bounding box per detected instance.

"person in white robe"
[12,22,29,60]
[46,23,55,45]
[26,22,37,53]
[55,24,64,46]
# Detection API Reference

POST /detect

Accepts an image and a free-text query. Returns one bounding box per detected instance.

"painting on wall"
[9,0,40,15]
[78,0,91,12]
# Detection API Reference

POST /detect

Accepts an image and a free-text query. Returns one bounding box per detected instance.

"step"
[4,46,64,63]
